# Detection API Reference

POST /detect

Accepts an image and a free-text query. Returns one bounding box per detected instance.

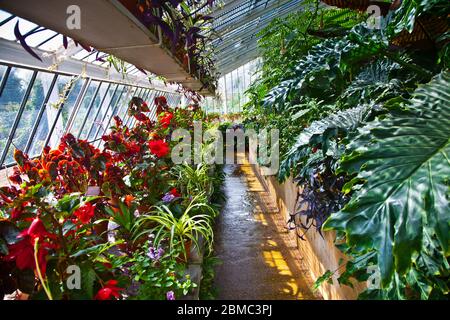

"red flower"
[8,167,22,185]
[170,188,181,198]
[22,218,50,238]
[74,203,95,224]
[95,280,124,300]
[148,140,170,158]
[141,101,150,112]
[5,238,35,270]
[154,96,168,114]
[113,116,123,127]
[11,207,23,219]
[5,218,56,276]
[159,112,173,128]
[124,195,135,207]
[126,141,141,155]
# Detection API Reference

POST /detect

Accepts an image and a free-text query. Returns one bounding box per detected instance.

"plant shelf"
[1,0,213,95]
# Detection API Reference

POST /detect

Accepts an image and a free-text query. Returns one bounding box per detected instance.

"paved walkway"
[213,157,320,300]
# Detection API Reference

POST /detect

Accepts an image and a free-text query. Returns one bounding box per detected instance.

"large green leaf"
[324,71,450,286]
[279,104,374,180]
[390,0,449,34]
[339,58,406,106]
[262,24,388,111]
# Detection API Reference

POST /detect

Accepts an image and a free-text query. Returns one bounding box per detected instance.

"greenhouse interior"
[0,0,448,303]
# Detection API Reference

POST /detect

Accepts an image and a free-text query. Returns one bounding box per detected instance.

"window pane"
[69,80,100,136]
[79,82,108,140]
[93,84,124,142]
[115,86,138,121]
[87,83,119,142]
[29,76,82,157]
[0,67,34,158]
[0,65,7,83]
[226,73,232,113]
[4,72,54,164]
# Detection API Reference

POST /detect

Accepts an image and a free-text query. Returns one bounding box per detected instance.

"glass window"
[3,72,55,165]
[79,82,110,140]
[86,83,119,142]
[0,17,37,41]
[226,73,232,113]
[28,76,82,157]
[0,65,7,84]
[93,84,125,142]
[115,86,138,121]
[38,34,65,51]
[123,87,146,126]
[0,67,34,160]
[218,77,225,114]
[95,85,136,149]
[69,80,100,136]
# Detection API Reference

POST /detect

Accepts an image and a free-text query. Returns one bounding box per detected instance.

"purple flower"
[166,291,175,300]
[125,281,141,297]
[148,246,164,260]
[162,192,176,203]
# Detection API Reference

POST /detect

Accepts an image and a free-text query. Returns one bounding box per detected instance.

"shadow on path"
[213,158,321,300]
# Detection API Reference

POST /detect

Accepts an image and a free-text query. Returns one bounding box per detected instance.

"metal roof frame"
[209,0,306,75]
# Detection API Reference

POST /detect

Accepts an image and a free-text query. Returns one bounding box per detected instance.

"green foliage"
[390,0,450,34]
[263,24,389,111]
[244,0,449,300]
[171,163,215,199]
[243,4,364,123]
[324,71,450,297]
[199,255,221,300]
[129,242,196,300]
[279,104,376,181]
[136,194,216,259]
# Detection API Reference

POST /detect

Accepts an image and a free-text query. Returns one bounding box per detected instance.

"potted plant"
[134,194,216,262]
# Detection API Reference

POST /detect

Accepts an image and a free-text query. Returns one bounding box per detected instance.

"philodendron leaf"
[324,71,450,287]
[279,104,374,181]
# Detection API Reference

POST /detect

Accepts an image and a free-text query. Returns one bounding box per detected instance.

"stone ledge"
[250,159,366,300]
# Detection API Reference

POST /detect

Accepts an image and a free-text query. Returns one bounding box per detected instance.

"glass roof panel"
[37,33,64,51]
[209,0,305,74]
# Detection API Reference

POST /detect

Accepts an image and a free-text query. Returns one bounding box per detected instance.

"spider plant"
[171,163,215,199]
[134,194,216,260]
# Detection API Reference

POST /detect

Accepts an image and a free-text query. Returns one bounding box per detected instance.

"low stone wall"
[252,164,365,300]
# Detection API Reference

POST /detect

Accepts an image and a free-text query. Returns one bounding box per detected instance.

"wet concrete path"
[213,158,320,300]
